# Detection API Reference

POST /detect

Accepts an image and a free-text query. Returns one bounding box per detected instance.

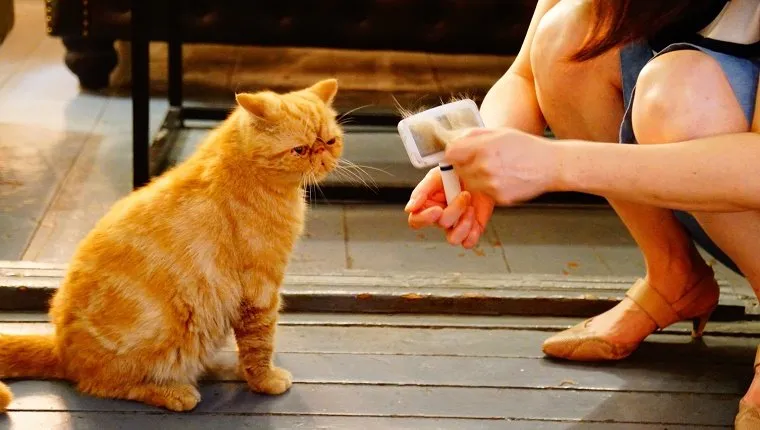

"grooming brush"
[397,99,485,205]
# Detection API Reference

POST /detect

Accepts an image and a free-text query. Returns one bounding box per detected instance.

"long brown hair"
[572,0,725,61]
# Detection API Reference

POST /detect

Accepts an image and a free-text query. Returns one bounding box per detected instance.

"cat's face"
[234,79,344,184]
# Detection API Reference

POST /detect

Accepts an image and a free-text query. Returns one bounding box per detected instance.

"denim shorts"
[619,40,760,276]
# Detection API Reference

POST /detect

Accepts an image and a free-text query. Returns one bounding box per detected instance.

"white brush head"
[397,99,484,169]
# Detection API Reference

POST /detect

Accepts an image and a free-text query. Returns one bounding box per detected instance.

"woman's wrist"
[546,139,585,194]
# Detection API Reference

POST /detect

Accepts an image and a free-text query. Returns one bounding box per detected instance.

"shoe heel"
[691,309,713,338]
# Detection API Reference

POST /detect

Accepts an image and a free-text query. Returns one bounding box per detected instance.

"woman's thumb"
[445,127,493,164]
[444,138,475,165]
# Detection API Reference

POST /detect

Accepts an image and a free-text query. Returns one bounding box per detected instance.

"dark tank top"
[649,0,760,58]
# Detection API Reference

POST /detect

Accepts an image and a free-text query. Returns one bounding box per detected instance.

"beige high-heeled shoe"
[735,348,760,429]
[542,275,720,361]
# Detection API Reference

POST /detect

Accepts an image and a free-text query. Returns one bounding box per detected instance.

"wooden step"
[0,260,751,320]
[2,312,759,427]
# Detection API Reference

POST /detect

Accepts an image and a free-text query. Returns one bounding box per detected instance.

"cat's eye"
[326,137,336,145]
[292,146,307,156]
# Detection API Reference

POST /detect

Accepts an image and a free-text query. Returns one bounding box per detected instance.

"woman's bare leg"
[531,0,714,349]
[630,49,760,411]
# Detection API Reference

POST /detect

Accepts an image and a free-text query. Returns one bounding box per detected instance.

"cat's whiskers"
[335,164,371,182]
[324,163,350,182]
[308,171,326,203]
[330,168,359,187]
[301,170,314,199]
[332,164,365,184]
[334,163,378,191]
[337,159,393,190]
[337,104,373,124]
[339,159,391,176]
[337,117,355,127]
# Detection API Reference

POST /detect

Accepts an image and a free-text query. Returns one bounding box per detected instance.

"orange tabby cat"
[0,78,343,413]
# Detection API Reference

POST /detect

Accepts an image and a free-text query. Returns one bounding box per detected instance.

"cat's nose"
[313,143,325,154]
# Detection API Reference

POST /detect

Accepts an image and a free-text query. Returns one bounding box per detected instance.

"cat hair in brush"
[397,98,484,204]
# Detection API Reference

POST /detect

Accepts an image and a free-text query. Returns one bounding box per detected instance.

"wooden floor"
[2,312,759,429]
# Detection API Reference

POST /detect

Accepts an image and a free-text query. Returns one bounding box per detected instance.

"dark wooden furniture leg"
[62,36,118,91]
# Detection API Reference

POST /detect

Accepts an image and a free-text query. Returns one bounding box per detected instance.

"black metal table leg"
[168,48,182,107]
[167,1,182,112]
[131,0,150,188]
[142,0,184,179]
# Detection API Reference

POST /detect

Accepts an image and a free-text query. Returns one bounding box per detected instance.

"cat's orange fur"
[0,379,9,412]
[0,79,343,412]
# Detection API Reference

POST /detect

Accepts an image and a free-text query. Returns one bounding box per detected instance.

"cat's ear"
[235,92,282,120]
[307,79,338,105]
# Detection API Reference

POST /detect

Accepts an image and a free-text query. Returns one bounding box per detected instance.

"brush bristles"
[397,95,481,155]
[395,94,477,120]
[411,120,450,153]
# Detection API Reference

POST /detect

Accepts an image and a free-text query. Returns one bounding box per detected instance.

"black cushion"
[47,0,536,55]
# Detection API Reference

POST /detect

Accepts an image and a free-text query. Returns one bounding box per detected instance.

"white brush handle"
[439,163,461,205]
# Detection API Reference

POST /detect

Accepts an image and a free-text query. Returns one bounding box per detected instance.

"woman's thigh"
[627,44,760,277]
[631,48,754,143]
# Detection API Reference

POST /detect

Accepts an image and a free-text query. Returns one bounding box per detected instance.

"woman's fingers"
[438,191,472,229]
[408,205,444,229]
[446,206,475,246]
[461,223,482,249]
[405,168,443,213]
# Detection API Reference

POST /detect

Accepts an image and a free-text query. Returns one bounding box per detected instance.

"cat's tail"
[0,381,11,412]
[0,334,63,413]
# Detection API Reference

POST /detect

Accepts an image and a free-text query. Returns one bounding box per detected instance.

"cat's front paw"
[162,384,202,412]
[246,366,293,395]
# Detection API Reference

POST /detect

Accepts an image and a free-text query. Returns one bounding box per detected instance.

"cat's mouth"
[303,154,338,183]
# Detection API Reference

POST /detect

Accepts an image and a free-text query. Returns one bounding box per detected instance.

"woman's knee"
[631,50,749,144]
[530,0,621,92]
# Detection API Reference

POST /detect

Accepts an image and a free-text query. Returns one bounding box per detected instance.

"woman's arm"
[478,0,559,133]
[556,131,760,212]
[557,82,760,212]
[406,0,561,247]
[446,78,760,213]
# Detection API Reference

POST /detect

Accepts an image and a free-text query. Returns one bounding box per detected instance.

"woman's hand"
[404,167,495,249]
[445,128,561,205]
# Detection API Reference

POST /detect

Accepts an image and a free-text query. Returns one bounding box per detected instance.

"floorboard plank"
[0,412,507,430]
[5,310,760,334]
[4,381,740,426]
[3,260,747,318]
[0,412,727,430]
[5,323,758,366]
[1,319,759,364]
[202,351,749,395]
[0,125,89,260]
[20,98,166,262]
[492,209,643,277]
[0,261,740,291]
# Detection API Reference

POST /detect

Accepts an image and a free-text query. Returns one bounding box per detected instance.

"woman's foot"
[542,263,719,361]
[736,349,760,429]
